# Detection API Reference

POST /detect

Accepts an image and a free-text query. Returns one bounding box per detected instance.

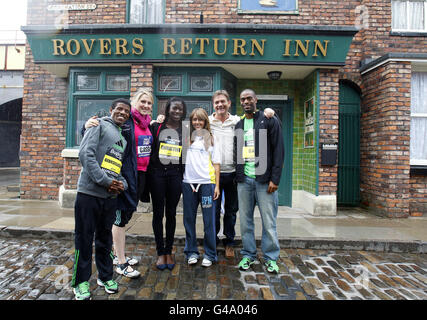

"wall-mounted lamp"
[267,71,282,80]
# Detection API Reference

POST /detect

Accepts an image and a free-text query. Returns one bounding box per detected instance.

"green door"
[338,83,361,206]
[260,100,293,206]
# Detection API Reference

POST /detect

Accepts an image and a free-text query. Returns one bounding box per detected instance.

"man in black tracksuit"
[234,89,284,274]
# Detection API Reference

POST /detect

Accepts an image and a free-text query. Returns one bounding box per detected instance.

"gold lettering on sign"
[162,38,177,55]
[282,39,291,57]
[115,38,129,55]
[180,38,193,55]
[66,39,81,56]
[313,40,329,57]
[195,38,209,55]
[213,38,228,55]
[294,40,310,57]
[250,39,266,56]
[232,39,247,56]
[52,39,66,55]
[81,39,96,55]
[132,38,144,55]
[99,38,112,55]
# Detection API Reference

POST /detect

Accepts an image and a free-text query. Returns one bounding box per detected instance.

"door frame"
[258,96,293,206]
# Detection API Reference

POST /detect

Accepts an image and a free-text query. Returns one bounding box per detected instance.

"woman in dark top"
[149,97,187,270]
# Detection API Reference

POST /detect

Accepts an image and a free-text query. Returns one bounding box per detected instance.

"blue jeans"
[237,176,280,261]
[182,182,217,262]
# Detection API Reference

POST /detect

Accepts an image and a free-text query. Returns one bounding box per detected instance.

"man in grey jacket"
[71,98,130,300]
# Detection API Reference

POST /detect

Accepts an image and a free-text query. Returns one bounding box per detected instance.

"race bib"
[137,135,152,158]
[159,142,182,160]
[101,146,123,177]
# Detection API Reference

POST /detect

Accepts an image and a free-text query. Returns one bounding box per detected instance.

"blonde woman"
[182,108,221,267]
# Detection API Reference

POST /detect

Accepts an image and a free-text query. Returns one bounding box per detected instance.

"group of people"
[71,88,284,300]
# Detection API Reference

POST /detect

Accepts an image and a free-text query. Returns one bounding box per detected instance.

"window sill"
[410,165,427,175]
[390,31,427,37]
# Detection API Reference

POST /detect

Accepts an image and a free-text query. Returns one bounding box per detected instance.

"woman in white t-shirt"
[182,108,221,267]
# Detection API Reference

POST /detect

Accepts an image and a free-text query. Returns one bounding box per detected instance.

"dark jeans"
[72,192,116,287]
[215,172,238,247]
[150,167,182,256]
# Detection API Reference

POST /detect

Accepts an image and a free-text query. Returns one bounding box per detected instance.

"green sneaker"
[265,260,279,274]
[238,257,255,271]
[73,281,91,300]
[97,279,119,294]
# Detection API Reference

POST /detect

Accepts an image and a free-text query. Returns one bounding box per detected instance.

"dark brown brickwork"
[360,62,411,218]
[318,69,339,196]
[409,175,427,217]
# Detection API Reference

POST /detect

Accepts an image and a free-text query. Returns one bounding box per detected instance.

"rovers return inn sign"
[22,24,357,66]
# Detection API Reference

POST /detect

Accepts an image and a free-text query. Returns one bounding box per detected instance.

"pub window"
[67,68,130,147]
[392,0,427,32]
[410,72,427,166]
[129,0,165,24]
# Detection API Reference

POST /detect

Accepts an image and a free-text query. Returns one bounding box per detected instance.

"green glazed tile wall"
[236,74,318,195]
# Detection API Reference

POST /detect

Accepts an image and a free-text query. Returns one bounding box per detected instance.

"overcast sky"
[0,0,27,43]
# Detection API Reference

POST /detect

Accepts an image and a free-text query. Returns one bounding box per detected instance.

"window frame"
[391,0,427,33]
[66,67,131,147]
[126,0,166,24]
[410,70,427,166]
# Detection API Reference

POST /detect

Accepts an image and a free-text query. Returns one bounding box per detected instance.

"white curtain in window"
[146,0,164,24]
[410,72,427,161]
[392,1,407,29]
[408,1,425,30]
[130,0,163,24]
[130,0,144,24]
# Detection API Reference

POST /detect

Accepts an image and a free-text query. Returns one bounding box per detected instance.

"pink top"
[132,108,152,172]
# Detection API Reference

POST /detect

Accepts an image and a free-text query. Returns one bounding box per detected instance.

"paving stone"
[410,264,427,275]
[322,292,336,300]
[338,271,355,284]
[305,262,318,271]
[322,267,339,278]
[281,275,297,288]
[317,272,334,285]
[412,274,427,285]
[297,264,314,277]
[232,291,247,299]
[290,256,304,266]
[377,274,399,288]
[328,285,347,300]
[376,265,394,276]
[138,287,152,299]
[307,277,324,290]
[398,288,418,300]
[356,287,374,299]
[404,277,426,289]
[359,252,381,264]
[281,258,296,271]
[369,278,387,289]
[220,287,232,299]
[301,281,317,296]
[397,264,415,273]
[313,258,326,266]
[256,274,269,285]
[335,279,353,292]
[247,287,259,300]
[206,283,217,299]
[384,289,407,300]
[260,287,274,300]
[295,291,307,300]
[385,264,407,277]
[274,283,288,296]
[390,277,416,289]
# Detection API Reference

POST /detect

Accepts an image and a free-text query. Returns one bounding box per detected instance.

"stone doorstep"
[0,226,426,253]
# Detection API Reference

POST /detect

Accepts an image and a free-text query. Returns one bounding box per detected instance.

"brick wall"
[318,69,339,196]
[410,175,427,217]
[20,45,68,200]
[360,61,411,218]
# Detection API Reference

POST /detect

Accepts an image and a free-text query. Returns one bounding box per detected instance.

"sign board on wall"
[238,0,298,14]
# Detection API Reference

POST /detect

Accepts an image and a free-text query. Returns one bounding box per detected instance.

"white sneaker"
[201,258,212,267]
[113,255,138,266]
[115,263,141,279]
[188,256,198,265]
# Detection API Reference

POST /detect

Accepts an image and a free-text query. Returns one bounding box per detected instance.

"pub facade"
[20,0,427,218]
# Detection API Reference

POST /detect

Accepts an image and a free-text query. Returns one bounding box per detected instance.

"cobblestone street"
[1,236,426,301]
